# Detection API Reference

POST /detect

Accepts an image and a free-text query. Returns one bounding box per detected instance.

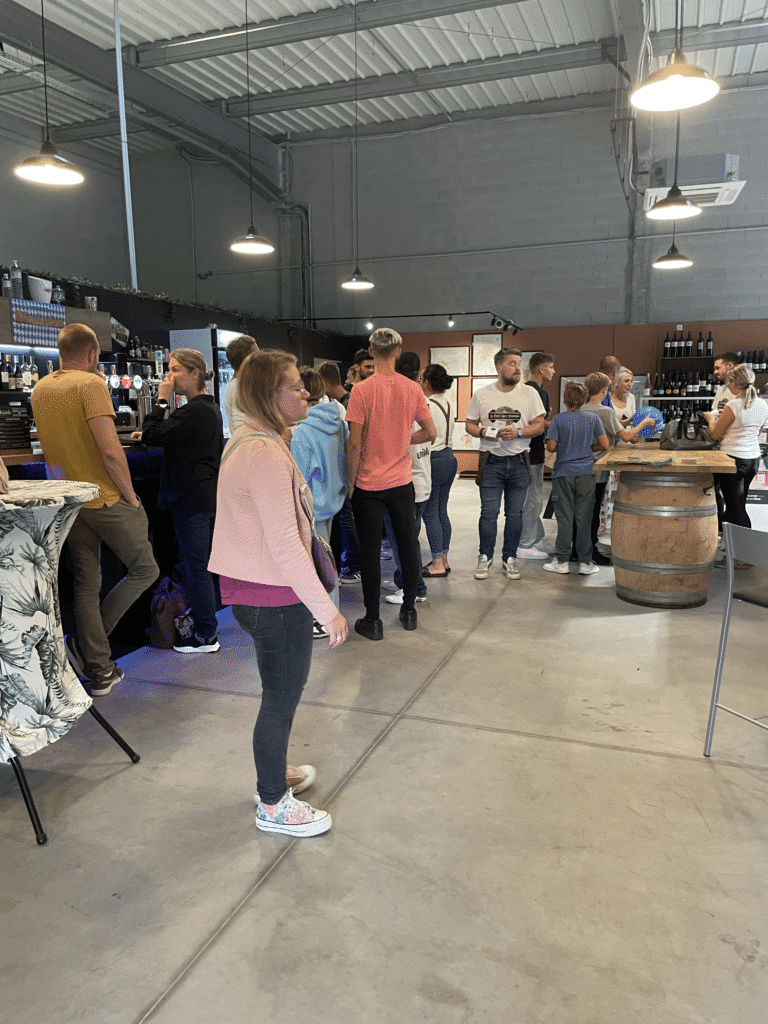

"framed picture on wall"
[452,421,481,451]
[559,375,587,410]
[520,351,540,379]
[472,376,495,395]
[429,346,469,378]
[472,334,502,375]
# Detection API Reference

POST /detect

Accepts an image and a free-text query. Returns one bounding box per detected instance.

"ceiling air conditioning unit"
[643,153,745,212]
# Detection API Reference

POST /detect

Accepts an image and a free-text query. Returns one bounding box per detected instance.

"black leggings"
[351,482,420,618]
[715,455,760,529]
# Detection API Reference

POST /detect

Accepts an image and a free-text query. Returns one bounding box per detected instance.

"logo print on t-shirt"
[488,406,521,424]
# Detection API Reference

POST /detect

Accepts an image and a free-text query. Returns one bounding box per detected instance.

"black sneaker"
[173,635,221,653]
[64,634,88,680]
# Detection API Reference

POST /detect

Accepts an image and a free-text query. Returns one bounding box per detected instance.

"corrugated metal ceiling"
[1,0,767,162]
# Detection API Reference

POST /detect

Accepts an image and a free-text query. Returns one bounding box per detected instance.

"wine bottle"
[665,373,673,396]
[0,355,8,391]
[672,372,680,397]
[643,374,651,399]
[663,333,671,359]
[30,358,38,387]
[21,355,32,390]
[13,356,23,390]
[760,349,767,372]
[685,332,693,357]
[696,332,704,357]
[706,331,714,357]
[680,373,688,397]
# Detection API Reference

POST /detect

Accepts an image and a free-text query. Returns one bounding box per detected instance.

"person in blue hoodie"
[291,367,349,638]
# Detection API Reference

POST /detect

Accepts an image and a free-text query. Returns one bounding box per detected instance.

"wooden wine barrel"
[611,472,718,608]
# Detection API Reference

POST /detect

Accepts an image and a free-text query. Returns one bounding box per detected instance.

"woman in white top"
[609,367,636,423]
[420,363,458,577]
[705,363,768,540]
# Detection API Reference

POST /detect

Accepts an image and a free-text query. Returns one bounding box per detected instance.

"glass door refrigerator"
[211,329,242,436]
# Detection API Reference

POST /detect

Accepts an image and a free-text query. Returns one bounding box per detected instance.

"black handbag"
[659,411,718,451]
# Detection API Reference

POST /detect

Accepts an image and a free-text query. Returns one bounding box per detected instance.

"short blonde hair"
[563,381,588,410]
[585,372,610,397]
[727,364,758,409]
[368,327,402,355]
[58,323,98,360]
[611,367,633,394]
[227,334,258,373]
[170,348,214,390]
[236,350,297,433]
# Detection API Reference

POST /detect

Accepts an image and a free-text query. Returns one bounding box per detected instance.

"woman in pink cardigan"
[209,350,348,837]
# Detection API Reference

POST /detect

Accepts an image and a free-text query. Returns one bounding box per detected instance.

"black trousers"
[714,455,760,529]
[351,482,419,617]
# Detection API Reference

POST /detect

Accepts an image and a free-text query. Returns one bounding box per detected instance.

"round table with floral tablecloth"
[0,480,98,763]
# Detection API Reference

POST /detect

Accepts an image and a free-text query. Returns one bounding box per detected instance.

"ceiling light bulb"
[341,267,374,291]
[646,184,702,221]
[653,244,693,270]
[365,320,374,330]
[447,316,455,327]
[230,224,275,254]
[14,139,84,186]
[631,49,719,112]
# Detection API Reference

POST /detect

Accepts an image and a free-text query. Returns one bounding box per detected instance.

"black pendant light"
[631,0,719,112]
[646,112,701,221]
[14,0,84,186]
[653,223,693,270]
[230,0,274,255]
[342,0,373,291]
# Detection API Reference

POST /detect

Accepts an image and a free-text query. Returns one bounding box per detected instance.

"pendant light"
[653,224,693,270]
[631,0,719,112]
[230,0,274,255]
[647,113,701,220]
[341,0,374,291]
[14,0,84,186]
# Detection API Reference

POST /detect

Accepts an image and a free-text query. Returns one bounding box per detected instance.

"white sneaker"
[385,589,427,604]
[543,559,570,574]
[579,562,599,575]
[534,539,555,554]
[255,790,332,837]
[474,555,492,579]
[502,557,521,580]
[517,546,548,560]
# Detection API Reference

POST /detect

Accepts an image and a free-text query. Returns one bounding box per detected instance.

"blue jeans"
[478,453,530,561]
[172,509,219,640]
[384,499,428,597]
[334,497,360,572]
[423,447,458,558]
[232,602,313,805]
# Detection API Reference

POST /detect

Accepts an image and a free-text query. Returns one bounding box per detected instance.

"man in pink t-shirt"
[346,328,436,639]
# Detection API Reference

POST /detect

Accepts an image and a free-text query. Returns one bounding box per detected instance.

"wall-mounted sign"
[11,298,65,348]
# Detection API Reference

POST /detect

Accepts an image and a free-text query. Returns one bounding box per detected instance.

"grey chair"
[704,522,768,757]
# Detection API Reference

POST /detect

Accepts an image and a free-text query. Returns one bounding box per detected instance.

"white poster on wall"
[429,346,469,377]
[472,334,502,375]
[452,421,481,451]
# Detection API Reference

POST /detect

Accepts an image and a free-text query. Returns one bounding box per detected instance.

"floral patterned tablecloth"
[0,481,98,762]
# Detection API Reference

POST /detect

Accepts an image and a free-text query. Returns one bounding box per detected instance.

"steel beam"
[134,0,522,68]
[0,0,285,197]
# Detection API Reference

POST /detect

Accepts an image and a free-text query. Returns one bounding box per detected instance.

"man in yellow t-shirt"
[31,324,158,696]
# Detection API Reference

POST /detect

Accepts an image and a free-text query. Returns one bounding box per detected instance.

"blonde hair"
[226,334,258,373]
[585,372,611,397]
[299,365,325,405]
[236,349,297,433]
[563,381,588,410]
[170,348,214,390]
[368,327,402,355]
[611,367,633,394]
[58,323,98,360]
[727,364,758,408]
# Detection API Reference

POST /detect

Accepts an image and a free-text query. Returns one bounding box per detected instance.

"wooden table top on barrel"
[597,442,736,474]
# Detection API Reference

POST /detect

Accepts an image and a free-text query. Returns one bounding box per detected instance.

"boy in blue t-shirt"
[544,381,609,575]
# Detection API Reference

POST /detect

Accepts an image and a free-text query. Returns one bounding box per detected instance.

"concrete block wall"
[289,87,768,334]
[0,133,129,286]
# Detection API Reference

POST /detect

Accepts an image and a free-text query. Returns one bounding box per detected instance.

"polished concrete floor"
[2,480,768,1024]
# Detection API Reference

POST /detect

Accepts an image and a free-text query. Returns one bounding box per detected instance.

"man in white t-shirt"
[711,352,738,412]
[466,347,545,580]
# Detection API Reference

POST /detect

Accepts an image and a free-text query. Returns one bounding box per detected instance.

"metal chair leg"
[87,705,141,764]
[9,756,47,845]
[703,590,734,757]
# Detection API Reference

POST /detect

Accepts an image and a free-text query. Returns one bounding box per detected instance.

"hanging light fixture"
[653,224,693,270]
[364,319,374,330]
[647,113,701,220]
[447,315,455,327]
[230,0,274,255]
[631,0,719,112]
[341,0,374,291]
[14,0,84,186]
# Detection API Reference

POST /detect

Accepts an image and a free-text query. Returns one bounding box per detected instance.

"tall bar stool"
[703,523,768,757]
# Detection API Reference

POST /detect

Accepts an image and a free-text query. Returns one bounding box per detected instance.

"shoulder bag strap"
[431,399,450,446]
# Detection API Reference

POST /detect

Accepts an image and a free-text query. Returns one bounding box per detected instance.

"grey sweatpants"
[551,475,595,564]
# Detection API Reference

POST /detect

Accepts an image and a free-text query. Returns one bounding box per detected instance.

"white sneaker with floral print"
[255,790,332,837]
